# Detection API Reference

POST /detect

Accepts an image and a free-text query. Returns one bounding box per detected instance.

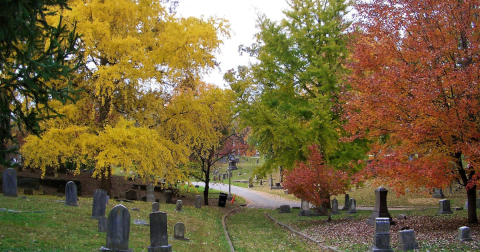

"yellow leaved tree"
[20,0,230,195]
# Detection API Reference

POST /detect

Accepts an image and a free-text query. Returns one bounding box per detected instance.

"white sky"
[176,0,290,88]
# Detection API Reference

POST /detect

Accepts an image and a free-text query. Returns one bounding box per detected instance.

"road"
[192,182,302,209]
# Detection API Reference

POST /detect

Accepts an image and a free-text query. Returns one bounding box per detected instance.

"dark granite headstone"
[279,205,291,213]
[100,205,132,251]
[91,189,107,219]
[3,168,18,197]
[175,200,183,212]
[65,181,78,206]
[342,194,350,210]
[438,199,453,214]
[148,211,172,252]
[152,202,159,212]
[367,187,394,225]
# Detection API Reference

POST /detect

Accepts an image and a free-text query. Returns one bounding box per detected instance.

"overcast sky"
[176,0,290,88]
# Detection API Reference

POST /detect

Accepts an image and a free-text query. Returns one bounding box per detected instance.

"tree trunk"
[204,180,210,206]
[467,185,478,224]
[100,166,112,196]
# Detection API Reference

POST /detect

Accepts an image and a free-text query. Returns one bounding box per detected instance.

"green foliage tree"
[0,0,81,167]
[225,0,366,177]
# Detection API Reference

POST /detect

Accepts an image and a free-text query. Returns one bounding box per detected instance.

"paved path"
[192,182,301,209]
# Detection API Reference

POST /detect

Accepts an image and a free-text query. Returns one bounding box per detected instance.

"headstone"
[98,216,107,232]
[433,188,445,198]
[397,229,419,251]
[256,159,259,164]
[3,168,18,197]
[100,205,132,251]
[65,181,78,206]
[125,190,137,200]
[175,200,183,212]
[347,198,357,214]
[148,211,172,252]
[298,199,311,216]
[279,205,291,213]
[92,189,107,219]
[164,190,173,204]
[331,199,340,215]
[195,195,202,208]
[369,218,394,252]
[458,226,473,241]
[260,180,263,186]
[228,156,238,170]
[152,202,160,212]
[367,187,394,225]
[174,222,189,240]
[137,186,141,200]
[342,194,350,210]
[438,199,453,214]
[248,177,253,188]
[147,183,155,202]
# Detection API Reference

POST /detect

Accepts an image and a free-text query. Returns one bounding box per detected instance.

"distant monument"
[228,155,238,170]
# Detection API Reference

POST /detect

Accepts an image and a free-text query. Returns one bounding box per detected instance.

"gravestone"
[175,200,183,212]
[248,177,253,188]
[152,202,159,212]
[433,188,445,199]
[148,211,172,252]
[137,186,142,200]
[3,168,18,197]
[367,187,394,225]
[298,199,311,216]
[256,159,259,164]
[125,190,137,200]
[100,205,132,251]
[98,216,107,232]
[397,229,419,251]
[259,180,263,186]
[164,190,173,204]
[147,183,155,202]
[65,181,78,206]
[92,189,107,219]
[195,195,202,208]
[438,199,453,214]
[342,194,350,210]
[369,218,394,252]
[458,226,473,242]
[331,199,340,215]
[222,174,227,180]
[174,222,189,241]
[228,156,238,170]
[347,198,357,214]
[279,205,291,213]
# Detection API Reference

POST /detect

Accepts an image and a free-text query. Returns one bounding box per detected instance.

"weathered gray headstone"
[3,168,18,197]
[369,218,394,252]
[433,188,445,199]
[367,187,393,225]
[65,181,78,206]
[397,229,419,251]
[279,205,291,213]
[91,189,107,219]
[342,194,350,210]
[438,199,453,214]
[347,198,357,214]
[125,189,137,200]
[175,200,183,212]
[147,183,155,202]
[195,195,202,208]
[137,186,142,200]
[98,216,107,232]
[152,202,159,212]
[174,222,189,241]
[298,199,311,216]
[100,205,132,251]
[458,226,473,241]
[148,211,172,252]
[331,199,340,215]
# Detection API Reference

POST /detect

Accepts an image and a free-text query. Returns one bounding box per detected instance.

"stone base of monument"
[298,209,312,216]
[147,245,172,252]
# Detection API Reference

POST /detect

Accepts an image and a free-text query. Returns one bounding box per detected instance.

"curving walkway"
[192,182,301,209]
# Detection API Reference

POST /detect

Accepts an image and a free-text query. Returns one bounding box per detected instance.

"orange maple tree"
[283,145,350,216]
[343,0,480,223]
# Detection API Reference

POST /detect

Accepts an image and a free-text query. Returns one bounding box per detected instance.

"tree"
[283,144,349,219]
[20,0,229,194]
[0,0,81,167]
[343,0,480,224]
[225,0,366,176]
